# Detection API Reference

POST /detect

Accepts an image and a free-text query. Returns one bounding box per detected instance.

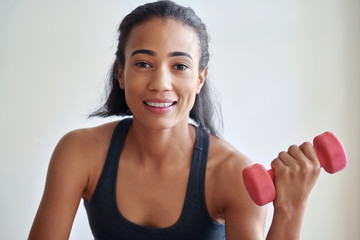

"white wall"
[0,0,359,239]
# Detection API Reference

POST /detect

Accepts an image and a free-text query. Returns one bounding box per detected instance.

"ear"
[196,67,208,94]
[117,65,125,90]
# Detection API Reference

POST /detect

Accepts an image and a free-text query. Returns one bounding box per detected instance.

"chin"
[134,115,188,131]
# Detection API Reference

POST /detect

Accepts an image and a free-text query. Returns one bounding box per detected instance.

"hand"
[271,142,321,211]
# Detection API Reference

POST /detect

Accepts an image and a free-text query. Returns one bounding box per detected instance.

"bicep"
[29,132,90,240]
[225,198,267,240]
[220,155,267,240]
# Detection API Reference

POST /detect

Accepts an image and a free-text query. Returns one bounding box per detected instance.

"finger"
[299,142,320,167]
[277,150,297,167]
[271,157,287,177]
[271,157,285,170]
[287,144,309,163]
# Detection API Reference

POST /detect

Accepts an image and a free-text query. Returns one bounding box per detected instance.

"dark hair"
[90,0,223,136]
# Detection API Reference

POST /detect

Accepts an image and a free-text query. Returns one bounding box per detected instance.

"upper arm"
[28,130,93,240]
[218,152,267,240]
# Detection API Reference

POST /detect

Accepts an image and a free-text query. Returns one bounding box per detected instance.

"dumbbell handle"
[242,131,347,206]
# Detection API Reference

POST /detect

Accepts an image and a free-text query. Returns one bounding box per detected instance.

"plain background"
[1,0,359,239]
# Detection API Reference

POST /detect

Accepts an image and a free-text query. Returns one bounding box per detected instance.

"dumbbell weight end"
[242,131,347,206]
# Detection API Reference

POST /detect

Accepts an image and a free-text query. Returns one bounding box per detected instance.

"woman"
[29,1,320,239]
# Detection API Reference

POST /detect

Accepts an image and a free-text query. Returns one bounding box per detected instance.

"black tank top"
[84,118,225,240]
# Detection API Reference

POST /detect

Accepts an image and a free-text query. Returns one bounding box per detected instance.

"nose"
[148,65,172,92]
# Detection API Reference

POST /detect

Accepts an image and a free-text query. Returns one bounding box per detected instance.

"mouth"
[144,101,177,108]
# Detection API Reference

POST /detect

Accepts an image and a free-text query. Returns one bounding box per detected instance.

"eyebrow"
[131,49,193,60]
[169,51,193,60]
[131,49,155,57]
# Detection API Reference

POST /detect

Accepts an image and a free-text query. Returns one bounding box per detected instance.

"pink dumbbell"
[242,131,347,206]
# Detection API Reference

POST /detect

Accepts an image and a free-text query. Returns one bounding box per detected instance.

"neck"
[126,118,196,168]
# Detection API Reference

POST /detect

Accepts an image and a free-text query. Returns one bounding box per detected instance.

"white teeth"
[145,102,174,107]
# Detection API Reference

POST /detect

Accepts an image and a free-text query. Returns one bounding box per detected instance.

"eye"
[173,64,189,71]
[135,61,151,68]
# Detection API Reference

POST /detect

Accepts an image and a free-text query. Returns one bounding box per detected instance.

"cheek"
[178,82,198,107]
[122,70,144,93]
[122,79,143,108]
[123,82,141,102]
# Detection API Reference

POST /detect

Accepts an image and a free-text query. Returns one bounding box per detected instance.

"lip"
[144,98,177,103]
[143,98,177,114]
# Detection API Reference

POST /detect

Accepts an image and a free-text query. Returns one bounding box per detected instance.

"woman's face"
[118,17,207,131]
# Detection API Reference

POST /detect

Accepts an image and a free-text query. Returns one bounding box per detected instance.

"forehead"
[124,17,200,59]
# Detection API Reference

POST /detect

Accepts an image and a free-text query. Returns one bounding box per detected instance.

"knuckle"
[272,157,280,164]
[299,163,310,174]
[300,141,313,149]
[288,144,298,153]
[292,163,301,173]
[283,167,291,176]
[312,161,321,173]
[298,160,308,168]
[300,161,320,175]
[278,151,287,159]
[272,157,283,169]
[288,144,300,158]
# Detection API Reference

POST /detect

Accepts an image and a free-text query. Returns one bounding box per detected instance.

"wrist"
[266,200,308,240]
[273,198,307,220]
[273,193,308,217]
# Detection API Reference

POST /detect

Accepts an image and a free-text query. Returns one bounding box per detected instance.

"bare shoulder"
[57,120,120,157]
[207,135,255,208]
[49,120,121,177]
[28,121,122,239]
[50,120,121,199]
[207,135,266,239]
[208,135,253,178]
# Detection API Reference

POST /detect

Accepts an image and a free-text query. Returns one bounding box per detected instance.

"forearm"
[266,203,306,240]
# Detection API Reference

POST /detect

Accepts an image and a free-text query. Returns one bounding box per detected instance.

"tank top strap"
[86,118,132,205]
[103,118,132,178]
[183,126,212,220]
[193,126,209,196]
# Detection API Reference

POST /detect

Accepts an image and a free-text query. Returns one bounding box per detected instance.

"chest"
[116,164,187,228]
[115,157,223,228]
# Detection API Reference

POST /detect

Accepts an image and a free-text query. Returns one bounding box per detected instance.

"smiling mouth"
[144,101,177,108]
